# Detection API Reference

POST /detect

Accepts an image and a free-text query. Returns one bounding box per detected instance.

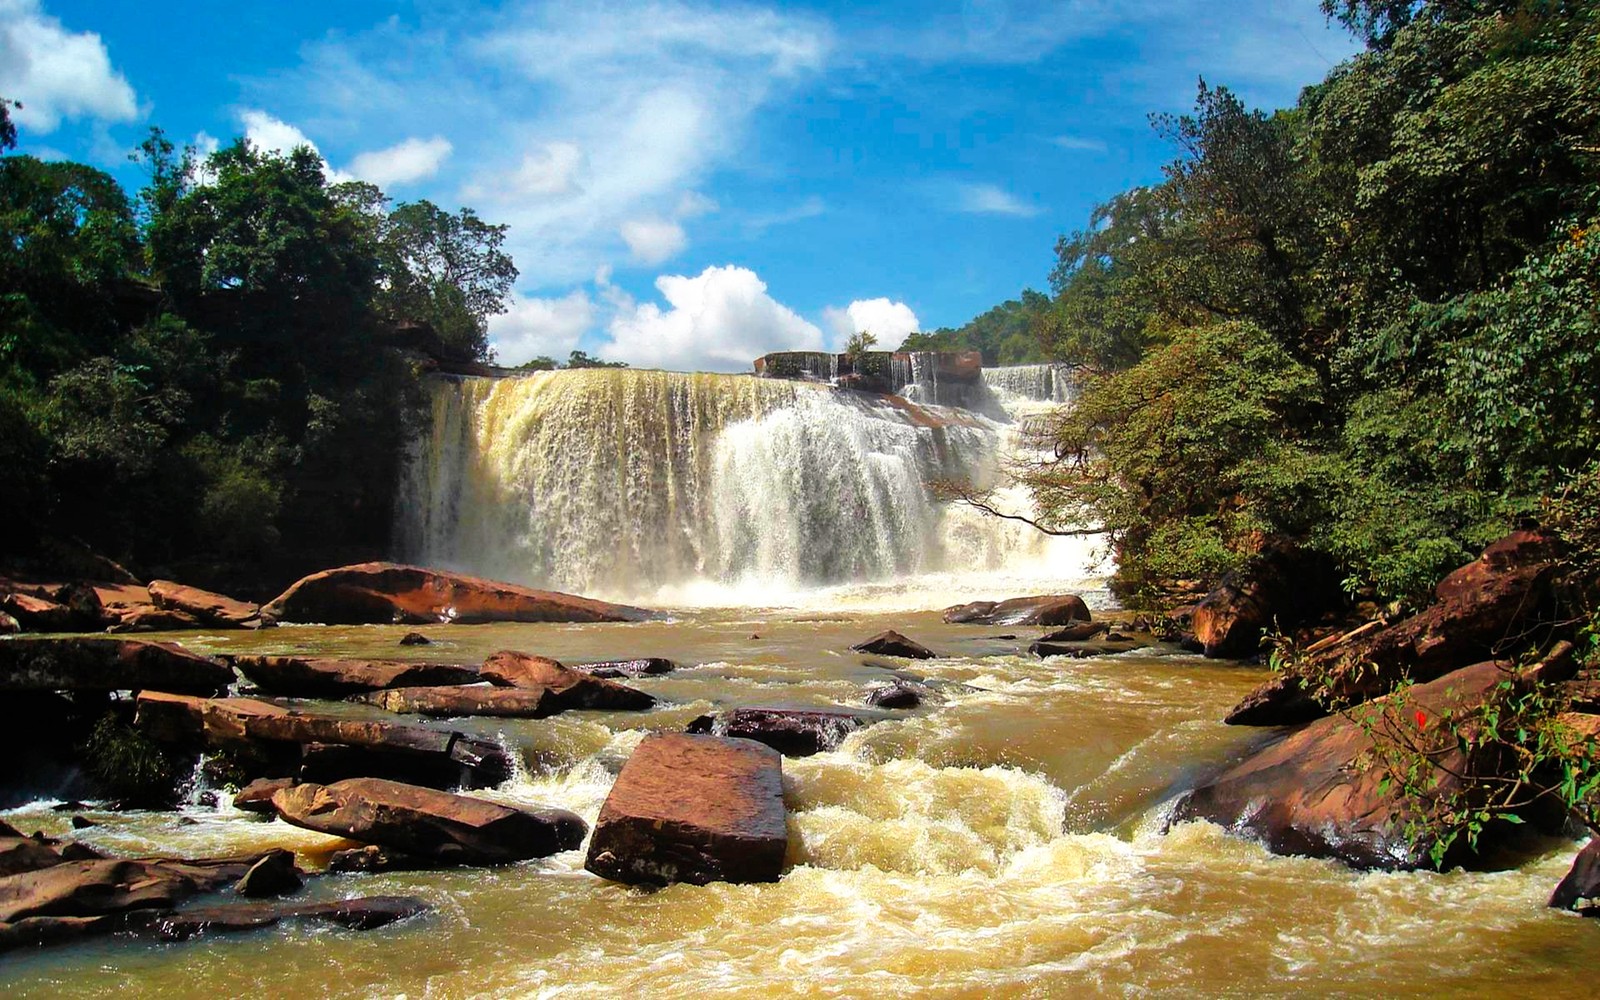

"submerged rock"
[480,650,656,711]
[1036,621,1108,643]
[126,895,430,940]
[575,657,678,679]
[850,630,937,659]
[0,855,260,925]
[0,637,231,695]
[234,655,480,698]
[262,562,653,625]
[271,778,586,865]
[942,595,1091,627]
[686,708,875,757]
[864,681,924,709]
[1029,637,1149,659]
[585,733,787,886]
[398,632,433,646]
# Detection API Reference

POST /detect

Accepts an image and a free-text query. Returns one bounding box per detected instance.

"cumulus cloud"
[0,0,138,133]
[956,183,1041,218]
[620,217,688,265]
[823,297,920,346]
[487,289,595,365]
[348,135,452,187]
[600,265,824,372]
[471,141,586,201]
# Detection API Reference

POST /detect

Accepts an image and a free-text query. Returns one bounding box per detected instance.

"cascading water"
[395,368,1106,607]
[981,363,1077,404]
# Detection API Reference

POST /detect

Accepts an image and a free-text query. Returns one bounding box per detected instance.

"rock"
[685,708,875,757]
[575,657,677,679]
[107,606,204,633]
[353,685,563,719]
[0,855,259,923]
[480,650,656,711]
[262,562,652,625]
[0,637,231,694]
[0,590,110,633]
[849,630,936,659]
[0,834,71,877]
[270,778,586,866]
[864,682,923,709]
[1037,621,1108,643]
[398,632,433,646]
[233,777,297,815]
[942,595,1091,627]
[125,895,430,941]
[584,733,787,886]
[0,611,19,635]
[69,816,96,830]
[233,848,302,898]
[1029,638,1149,659]
[1227,532,1559,725]
[134,692,513,789]
[326,845,439,874]
[1173,660,1530,870]
[148,579,268,628]
[1191,544,1342,659]
[1436,530,1563,604]
[234,655,480,698]
[1549,839,1600,915]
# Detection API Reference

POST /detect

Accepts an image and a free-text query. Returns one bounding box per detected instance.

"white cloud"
[600,265,824,372]
[348,135,453,187]
[620,217,688,265]
[744,195,826,234]
[1050,134,1108,152]
[472,141,586,200]
[488,289,595,365]
[823,298,920,346]
[676,190,718,219]
[0,0,138,133]
[957,183,1042,218]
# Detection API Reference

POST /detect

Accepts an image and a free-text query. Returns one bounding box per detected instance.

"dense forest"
[984,0,1599,608]
[0,104,513,593]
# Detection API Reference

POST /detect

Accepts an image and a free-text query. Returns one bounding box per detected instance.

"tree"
[564,349,627,369]
[844,330,878,359]
[377,200,517,361]
[0,96,18,151]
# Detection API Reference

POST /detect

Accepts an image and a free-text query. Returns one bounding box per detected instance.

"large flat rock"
[271,777,586,865]
[262,562,653,625]
[353,685,563,718]
[148,580,268,629]
[585,733,787,886]
[134,692,512,788]
[235,655,480,697]
[942,594,1091,627]
[0,637,231,694]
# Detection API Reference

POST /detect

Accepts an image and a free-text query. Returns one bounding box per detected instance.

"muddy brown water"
[2,610,1594,997]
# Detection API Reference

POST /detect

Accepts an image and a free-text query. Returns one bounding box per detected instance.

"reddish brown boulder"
[686,708,875,757]
[234,655,480,698]
[0,611,17,635]
[127,895,430,940]
[585,733,787,886]
[148,580,269,629]
[262,562,652,625]
[0,637,231,694]
[353,685,563,718]
[942,595,1091,627]
[1227,534,1559,725]
[1190,545,1342,659]
[1037,620,1109,643]
[849,630,936,659]
[1436,530,1563,604]
[1174,660,1524,869]
[232,848,302,898]
[0,855,260,924]
[1549,839,1600,915]
[480,650,656,711]
[1,593,82,632]
[134,692,513,789]
[107,605,203,633]
[270,778,586,865]
[232,777,297,815]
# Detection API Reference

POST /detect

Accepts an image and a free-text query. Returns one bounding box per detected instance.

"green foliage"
[844,330,878,358]
[563,349,627,369]
[1017,0,1600,606]
[81,712,182,807]
[900,289,1055,365]
[0,96,17,151]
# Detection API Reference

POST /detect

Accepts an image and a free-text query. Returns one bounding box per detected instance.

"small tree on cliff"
[844,330,877,360]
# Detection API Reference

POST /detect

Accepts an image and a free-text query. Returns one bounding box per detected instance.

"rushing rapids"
[395,368,1104,608]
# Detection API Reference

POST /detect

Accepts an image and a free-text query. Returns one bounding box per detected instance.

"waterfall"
[981,363,1077,404]
[396,368,1107,607]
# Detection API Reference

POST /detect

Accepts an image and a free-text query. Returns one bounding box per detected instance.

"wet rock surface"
[235,655,481,697]
[942,595,1091,627]
[0,637,231,695]
[271,778,587,865]
[686,707,876,757]
[1549,839,1600,915]
[479,650,656,711]
[263,562,653,625]
[585,733,787,886]
[147,580,268,629]
[353,684,563,718]
[125,895,431,940]
[574,657,677,678]
[849,630,937,659]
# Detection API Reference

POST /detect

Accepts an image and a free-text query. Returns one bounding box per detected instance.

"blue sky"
[1,0,1359,370]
